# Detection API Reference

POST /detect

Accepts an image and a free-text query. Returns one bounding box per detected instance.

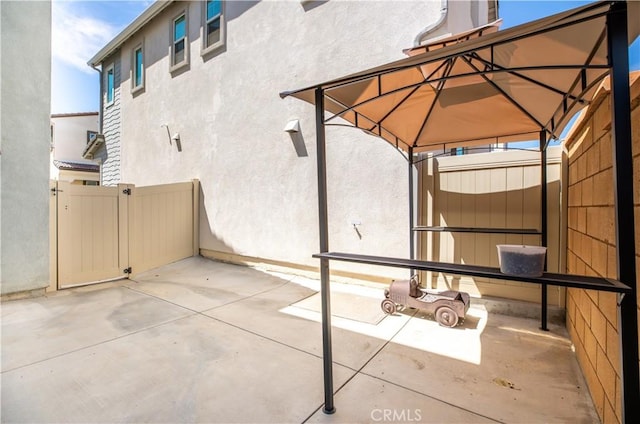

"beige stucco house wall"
[50,112,100,184]
[90,0,495,282]
[0,0,52,296]
[564,72,640,424]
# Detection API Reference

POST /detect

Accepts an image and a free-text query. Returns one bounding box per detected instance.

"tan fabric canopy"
[281,1,639,153]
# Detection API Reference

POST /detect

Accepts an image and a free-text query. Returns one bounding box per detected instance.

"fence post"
[192,179,200,257]
[48,180,58,292]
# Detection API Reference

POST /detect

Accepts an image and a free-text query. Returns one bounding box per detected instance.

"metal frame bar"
[314,88,335,415]
[411,58,457,147]
[468,53,586,104]
[540,131,549,331]
[408,147,415,277]
[412,226,541,235]
[461,55,547,130]
[322,64,608,125]
[607,2,639,422]
[313,252,631,293]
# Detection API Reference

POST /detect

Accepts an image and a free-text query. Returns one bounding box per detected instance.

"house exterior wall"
[564,74,640,424]
[100,0,492,281]
[0,0,52,296]
[50,113,100,183]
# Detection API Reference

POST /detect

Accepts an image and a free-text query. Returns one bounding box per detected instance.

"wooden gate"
[51,180,199,289]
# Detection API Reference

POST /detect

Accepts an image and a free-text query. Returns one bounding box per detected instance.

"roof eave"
[87,0,174,67]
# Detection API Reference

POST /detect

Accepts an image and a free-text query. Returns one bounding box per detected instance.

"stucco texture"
[109,1,490,280]
[0,1,52,295]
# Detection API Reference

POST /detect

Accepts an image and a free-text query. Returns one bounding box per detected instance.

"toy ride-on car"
[381,275,470,327]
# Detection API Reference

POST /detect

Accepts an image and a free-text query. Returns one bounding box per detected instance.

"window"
[106,64,115,105]
[171,11,188,70]
[202,0,223,54]
[87,130,98,145]
[132,43,144,92]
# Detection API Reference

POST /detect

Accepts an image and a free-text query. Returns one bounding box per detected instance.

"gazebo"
[281,1,639,421]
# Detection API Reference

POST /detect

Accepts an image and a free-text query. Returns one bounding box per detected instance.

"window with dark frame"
[133,44,144,89]
[106,65,115,104]
[205,0,221,48]
[172,13,187,66]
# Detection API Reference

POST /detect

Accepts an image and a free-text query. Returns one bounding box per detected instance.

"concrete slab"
[362,309,598,423]
[307,373,496,423]
[1,284,191,372]
[205,276,411,370]
[128,257,293,312]
[1,314,354,423]
[1,257,598,423]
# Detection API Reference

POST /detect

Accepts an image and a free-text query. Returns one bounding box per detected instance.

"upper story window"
[132,42,144,92]
[202,0,224,54]
[106,64,115,105]
[171,11,189,71]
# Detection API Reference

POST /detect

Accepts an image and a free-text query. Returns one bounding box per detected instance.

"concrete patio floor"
[1,256,598,423]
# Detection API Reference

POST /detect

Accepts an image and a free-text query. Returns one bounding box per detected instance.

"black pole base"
[323,407,336,415]
[539,326,549,332]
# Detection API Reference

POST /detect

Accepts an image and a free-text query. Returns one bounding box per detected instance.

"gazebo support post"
[540,131,548,331]
[408,147,415,277]
[607,2,639,422]
[315,87,335,414]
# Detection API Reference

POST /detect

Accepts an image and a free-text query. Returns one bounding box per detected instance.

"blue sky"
[51,0,640,114]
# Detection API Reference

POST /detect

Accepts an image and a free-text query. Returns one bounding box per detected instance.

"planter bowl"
[497,245,547,277]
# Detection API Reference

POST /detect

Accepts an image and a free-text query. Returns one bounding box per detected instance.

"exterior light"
[284,119,300,133]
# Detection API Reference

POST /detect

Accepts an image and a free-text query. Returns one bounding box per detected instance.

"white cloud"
[52,1,120,74]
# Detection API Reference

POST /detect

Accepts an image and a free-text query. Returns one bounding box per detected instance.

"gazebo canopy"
[281,1,640,420]
[281,1,639,153]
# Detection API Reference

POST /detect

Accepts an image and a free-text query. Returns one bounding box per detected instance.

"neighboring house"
[88,0,496,281]
[0,1,51,296]
[50,112,100,185]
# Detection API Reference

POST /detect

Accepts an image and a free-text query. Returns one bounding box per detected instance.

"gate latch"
[122,188,132,195]
[123,267,132,274]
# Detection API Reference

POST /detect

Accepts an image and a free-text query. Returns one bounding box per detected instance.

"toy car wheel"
[381,299,396,315]
[435,306,459,327]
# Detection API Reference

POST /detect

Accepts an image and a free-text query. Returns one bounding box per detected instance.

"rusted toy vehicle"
[381,276,470,327]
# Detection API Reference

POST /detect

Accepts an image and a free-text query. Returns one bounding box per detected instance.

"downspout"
[413,0,448,46]
[90,63,104,185]
[90,64,103,134]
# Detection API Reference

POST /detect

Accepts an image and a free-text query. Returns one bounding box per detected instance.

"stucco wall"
[564,73,640,424]
[108,0,490,280]
[50,113,99,181]
[51,114,99,161]
[0,1,52,295]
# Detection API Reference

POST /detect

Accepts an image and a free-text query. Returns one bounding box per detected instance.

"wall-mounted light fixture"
[160,124,182,152]
[284,119,300,133]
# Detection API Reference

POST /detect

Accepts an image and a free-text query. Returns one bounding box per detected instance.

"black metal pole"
[607,3,639,422]
[540,131,548,331]
[408,147,415,277]
[315,87,335,414]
